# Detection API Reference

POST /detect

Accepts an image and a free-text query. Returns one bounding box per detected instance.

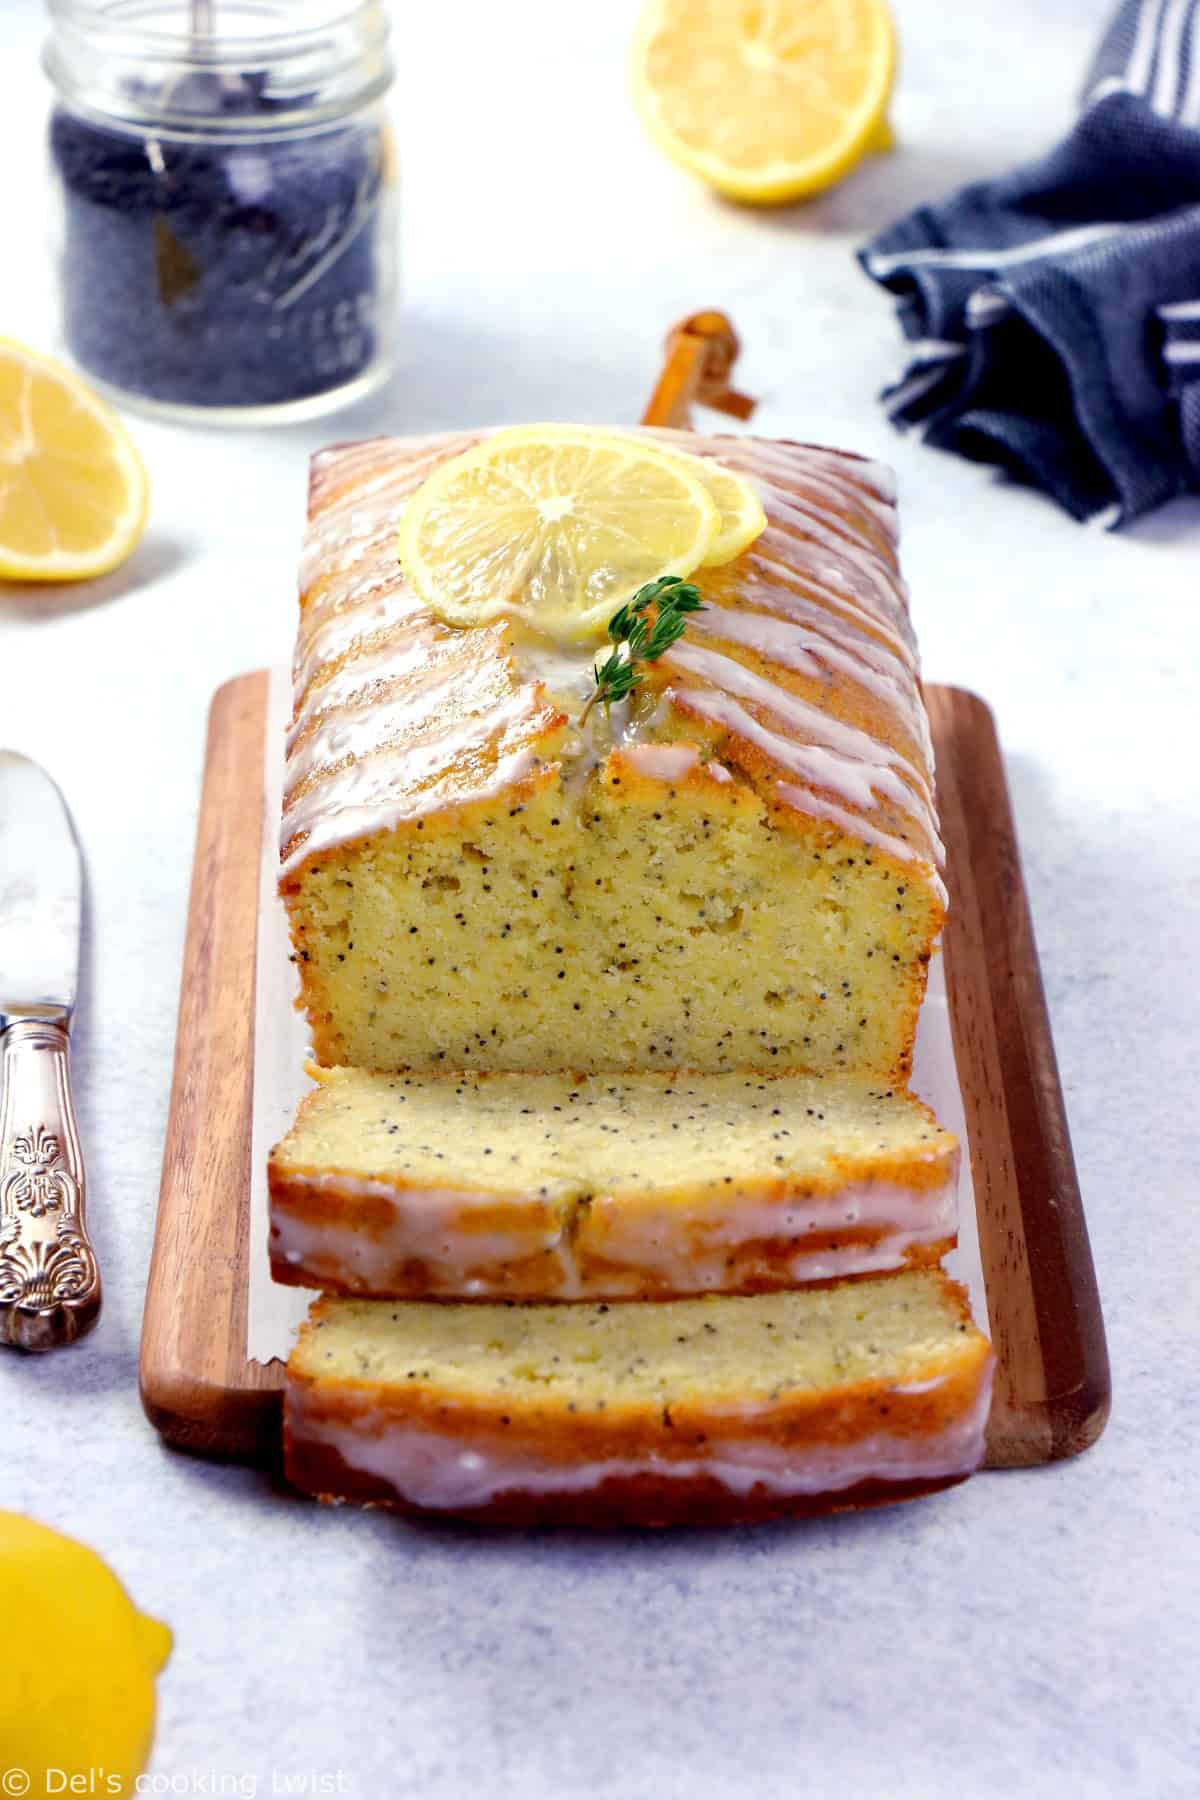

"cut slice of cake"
[281,428,945,1082]
[284,1269,993,1527]
[269,1067,958,1300]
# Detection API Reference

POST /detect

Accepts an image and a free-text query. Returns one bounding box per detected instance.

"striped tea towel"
[859,0,1200,527]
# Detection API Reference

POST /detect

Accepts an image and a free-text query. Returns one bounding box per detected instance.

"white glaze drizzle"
[283,427,942,884]
[640,429,916,658]
[282,736,544,879]
[507,636,597,707]
[619,742,703,783]
[663,638,935,810]
[774,782,949,907]
[285,670,474,798]
[747,544,918,667]
[271,1167,957,1299]
[687,604,933,766]
[291,1363,994,1512]
[288,631,444,751]
[669,679,943,865]
[294,588,431,702]
[272,1179,568,1288]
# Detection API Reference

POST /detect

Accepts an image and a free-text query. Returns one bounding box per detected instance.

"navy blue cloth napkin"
[859,1,1200,526]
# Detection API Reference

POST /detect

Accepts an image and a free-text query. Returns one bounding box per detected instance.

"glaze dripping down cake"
[284,1270,993,1528]
[269,1067,959,1299]
[281,429,945,1081]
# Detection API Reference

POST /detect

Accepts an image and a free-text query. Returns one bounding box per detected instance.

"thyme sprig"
[580,576,707,725]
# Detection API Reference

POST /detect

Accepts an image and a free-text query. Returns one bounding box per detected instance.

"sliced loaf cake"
[285,1269,993,1526]
[270,1067,958,1300]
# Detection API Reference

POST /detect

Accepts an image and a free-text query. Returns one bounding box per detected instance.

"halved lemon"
[659,443,768,564]
[632,0,897,206]
[398,426,721,643]
[0,340,148,582]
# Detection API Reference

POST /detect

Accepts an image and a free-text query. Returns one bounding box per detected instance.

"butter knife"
[0,752,99,1350]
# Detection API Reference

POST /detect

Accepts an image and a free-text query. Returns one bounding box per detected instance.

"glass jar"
[44,0,396,424]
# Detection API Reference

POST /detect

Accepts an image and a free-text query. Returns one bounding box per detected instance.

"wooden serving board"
[140,671,1110,1470]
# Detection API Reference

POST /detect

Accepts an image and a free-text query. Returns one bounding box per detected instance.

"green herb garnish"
[580,576,707,725]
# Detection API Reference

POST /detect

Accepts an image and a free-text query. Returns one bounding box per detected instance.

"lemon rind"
[650,441,769,565]
[0,336,149,583]
[631,0,897,206]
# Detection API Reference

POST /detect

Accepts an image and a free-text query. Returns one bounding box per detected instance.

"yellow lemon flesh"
[659,442,768,564]
[542,426,767,565]
[632,0,897,205]
[398,426,721,644]
[0,1510,172,1797]
[0,340,149,582]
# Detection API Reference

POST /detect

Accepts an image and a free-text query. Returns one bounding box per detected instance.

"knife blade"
[0,752,100,1349]
[0,752,81,1022]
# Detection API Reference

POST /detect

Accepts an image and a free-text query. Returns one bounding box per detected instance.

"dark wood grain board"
[140,673,1110,1470]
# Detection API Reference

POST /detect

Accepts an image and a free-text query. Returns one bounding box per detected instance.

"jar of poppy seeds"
[45,0,396,423]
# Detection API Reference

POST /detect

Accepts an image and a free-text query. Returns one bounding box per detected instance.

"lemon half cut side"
[632,0,897,206]
[0,339,149,582]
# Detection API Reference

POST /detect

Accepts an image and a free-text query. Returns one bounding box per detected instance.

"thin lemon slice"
[632,0,897,205]
[656,443,767,564]
[0,340,148,582]
[398,426,720,644]
[561,427,766,565]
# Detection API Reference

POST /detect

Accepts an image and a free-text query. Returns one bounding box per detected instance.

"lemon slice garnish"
[632,0,896,206]
[0,339,149,582]
[398,425,721,644]
[659,443,768,565]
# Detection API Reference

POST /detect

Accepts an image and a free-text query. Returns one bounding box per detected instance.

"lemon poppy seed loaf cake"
[284,1270,993,1527]
[269,1067,959,1300]
[281,428,945,1081]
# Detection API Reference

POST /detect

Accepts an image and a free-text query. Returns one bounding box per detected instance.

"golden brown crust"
[282,1288,993,1525]
[288,1311,990,1457]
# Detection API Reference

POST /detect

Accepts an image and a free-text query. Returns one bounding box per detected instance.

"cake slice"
[281,428,945,1082]
[269,1067,958,1300]
[284,1269,993,1526]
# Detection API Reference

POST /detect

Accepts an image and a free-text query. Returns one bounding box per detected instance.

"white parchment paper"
[247,664,987,1365]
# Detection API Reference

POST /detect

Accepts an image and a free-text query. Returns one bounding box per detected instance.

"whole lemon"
[0,1511,172,1798]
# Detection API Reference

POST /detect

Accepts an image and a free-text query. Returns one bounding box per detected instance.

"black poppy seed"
[50,102,389,410]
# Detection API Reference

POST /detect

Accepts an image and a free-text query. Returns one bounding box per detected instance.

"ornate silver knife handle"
[0,1016,100,1350]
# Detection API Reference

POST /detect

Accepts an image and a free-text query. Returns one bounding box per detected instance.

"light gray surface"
[2,1,1198,1794]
